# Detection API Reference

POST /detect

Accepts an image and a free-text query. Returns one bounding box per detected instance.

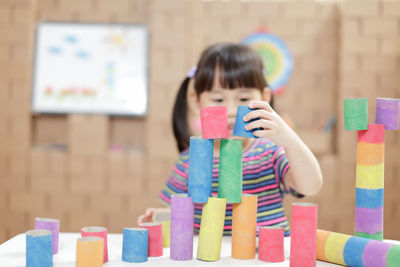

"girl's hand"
[137,207,170,225]
[244,101,298,148]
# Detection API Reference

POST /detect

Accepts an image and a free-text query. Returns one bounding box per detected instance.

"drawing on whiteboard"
[32,22,148,116]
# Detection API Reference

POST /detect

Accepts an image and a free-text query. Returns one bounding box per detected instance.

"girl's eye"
[213,99,223,103]
[240,98,250,102]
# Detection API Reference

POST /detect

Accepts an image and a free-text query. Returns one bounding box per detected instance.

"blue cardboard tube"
[343,236,370,267]
[233,105,259,138]
[355,188,384,209]
[188,137,214,203]
[122,227,148,263]
[26,229,53,267]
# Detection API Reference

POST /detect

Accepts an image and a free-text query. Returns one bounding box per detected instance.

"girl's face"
[197,69,271,136]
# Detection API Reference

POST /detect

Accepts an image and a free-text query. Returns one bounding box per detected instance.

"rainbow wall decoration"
[242,29,293,95]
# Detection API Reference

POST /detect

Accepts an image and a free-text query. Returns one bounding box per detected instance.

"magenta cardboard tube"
[35,218,60,254]
[170,194,194,260]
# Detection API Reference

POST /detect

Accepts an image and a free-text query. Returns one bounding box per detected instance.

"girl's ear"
[187,79,200,113]
[262,87,272,104]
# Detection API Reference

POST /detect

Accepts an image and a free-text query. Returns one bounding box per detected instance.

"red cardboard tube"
[258,226,284,262]
[357,124,385,144]
[81,226,108,263]
[290,203,318,267]
[200,106,228,139]
[139,223,163,257]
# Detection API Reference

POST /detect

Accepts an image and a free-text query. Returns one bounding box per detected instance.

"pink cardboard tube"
[81,226,108,263]
[357,124,385,144]
[258,226,284,262]
[290,203,318,267]
[139,223,163,257]
[200,106,228,139]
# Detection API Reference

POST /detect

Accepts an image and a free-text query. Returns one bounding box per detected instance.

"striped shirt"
[159,138,303,236]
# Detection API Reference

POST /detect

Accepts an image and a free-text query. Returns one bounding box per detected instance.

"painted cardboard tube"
[233,105,259,138]
[197,197,227,261]
[81,226,108,263]
[258,226,284,262]
[290,202,318,267]
[375,98,400,130]
[35,217,59,254]
[75,236,103,267]
[218,138,243,203]
[343,98,368,130]
[122,227,148,263]
[152,210,171,248]
[232,194,257,259]
[200,106,228,139]
[357,124,385,144]
[139,222,163,257]
[170,194,194,260]
[26,229,53,267]
[188,136,214,203]
[317,229,400,267]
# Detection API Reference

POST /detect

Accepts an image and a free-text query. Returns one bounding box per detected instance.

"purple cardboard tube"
[355,207,383,235]
[35,217,60,254]
[375,98,400,130]
[170,194,194,260]
[362,240,393,267]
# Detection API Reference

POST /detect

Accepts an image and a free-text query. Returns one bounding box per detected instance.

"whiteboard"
[32,22,149,116]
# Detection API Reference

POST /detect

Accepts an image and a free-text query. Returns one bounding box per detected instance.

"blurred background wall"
[0,0,399,243]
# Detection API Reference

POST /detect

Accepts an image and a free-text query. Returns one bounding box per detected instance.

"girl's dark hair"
[194,43,270,96]
[172,43,274,152]
[172,77,191,152]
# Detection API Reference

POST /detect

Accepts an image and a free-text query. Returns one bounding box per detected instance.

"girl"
[172,67,201,153]
[138,43,323,236]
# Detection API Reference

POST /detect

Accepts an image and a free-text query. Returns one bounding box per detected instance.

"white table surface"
[0,233,337,266]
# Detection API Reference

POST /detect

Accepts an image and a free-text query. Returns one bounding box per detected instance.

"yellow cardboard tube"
[232,194,257,259]
[197,197,227,261]
[325,232,350,265]
[76,236,103,267]
[356,163,384,189]
[152,211,171,248]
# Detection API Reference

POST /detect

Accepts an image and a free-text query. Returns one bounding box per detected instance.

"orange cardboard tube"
[231,194,258,259]
[316,229,330,262]
[356,143,384,165]
[76,236,103,267]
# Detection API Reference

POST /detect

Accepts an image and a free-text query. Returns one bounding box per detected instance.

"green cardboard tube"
[344,98,368,131]
[218,139,243,203]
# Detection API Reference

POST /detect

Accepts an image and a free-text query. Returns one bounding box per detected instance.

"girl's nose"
[226,102,237,118]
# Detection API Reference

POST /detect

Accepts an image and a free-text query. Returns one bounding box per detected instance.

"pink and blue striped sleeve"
[159,152,190,206]
[273,146,304,198]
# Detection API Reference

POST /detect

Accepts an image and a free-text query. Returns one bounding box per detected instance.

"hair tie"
[187,66,197,78]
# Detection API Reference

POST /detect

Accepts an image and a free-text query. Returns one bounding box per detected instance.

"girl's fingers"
[245,119,274,131]
[145,208,155,216]
[253,129,271,138]
[138,213,153,224]
[249,101,274,112]
[137,215,145,225]
[244,109,275,122]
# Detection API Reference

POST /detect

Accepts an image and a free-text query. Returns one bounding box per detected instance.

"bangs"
[194,43,267,95]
